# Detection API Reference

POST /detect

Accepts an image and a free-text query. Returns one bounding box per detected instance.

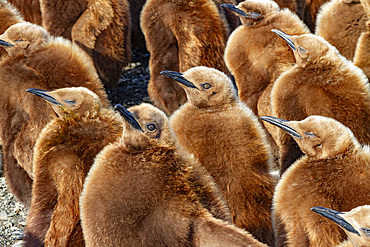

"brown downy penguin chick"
[40,0,132,88]
[222,0,310,170]
[0,0,23,61]
[261,115,370,247]
[80,103,268,247]
[8,0,42,25]
[164,66,275,246]
[311,205,370,247]
[223,0,310,115]
[270,30,370,174]
[24,87,123,247]
[141,0,230,115]
[315,0,367,60]
[234,0,327,32]
[353,0,370,78]
[0,22,109,207]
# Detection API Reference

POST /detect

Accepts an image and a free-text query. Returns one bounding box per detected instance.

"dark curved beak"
[272,29,297,51]
[311,207,360,236]
[160,71,199,90]
[0,39,14,47]
[260,116,302,139]
[26,88,63,106]
[220,4,262,19]
[115,104,144,132]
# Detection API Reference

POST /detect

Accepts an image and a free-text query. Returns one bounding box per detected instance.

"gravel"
[0,177,28,247]
[0,48,151,246]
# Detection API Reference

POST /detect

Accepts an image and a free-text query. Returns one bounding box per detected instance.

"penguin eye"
[361,227,370,237]
[63,100,76,105]
[146,123,156,131]
[316,144,322,149]
[201,83,212,89]
[298,46,307,53]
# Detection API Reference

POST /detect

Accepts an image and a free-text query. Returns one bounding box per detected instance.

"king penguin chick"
[40,0,132,88]
[353,0,370,78]
[140,0,230,115]
[311,205,370,247]
[0,0,23,61]
[8,0,42,25]
[0,22,109,207]
[80,103,268,247]
[222,0,310,170]
[271,30,370,174]
[261,115,370,247]
[315,0,367,61]
[163,66,275,246]
[24,87,123,247]
[223,0,310,115]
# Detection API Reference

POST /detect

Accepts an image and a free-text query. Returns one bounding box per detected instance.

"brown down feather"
[0,22,109,207]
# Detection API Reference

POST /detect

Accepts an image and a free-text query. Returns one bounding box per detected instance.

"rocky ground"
[0,48,151,246]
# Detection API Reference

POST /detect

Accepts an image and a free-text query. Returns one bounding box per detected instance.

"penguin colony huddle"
[0,0,369,246]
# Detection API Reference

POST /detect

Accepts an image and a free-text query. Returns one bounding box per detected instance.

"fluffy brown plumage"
[23,87,123,247]
[0,0,23,61]
[0,22,109,207]
[271,31,370,174]
[80,103,266,246]
[311,205,370,247]
[223,0,310,115]
[261,115,370,247]
[8,0,42,25]
[315,0,367,60]
[141,0,230,115]
[40,0,132,88]
[165,66,275,246]
[223,0,310,170]
[235,0,329,31]
[353,0,370,78]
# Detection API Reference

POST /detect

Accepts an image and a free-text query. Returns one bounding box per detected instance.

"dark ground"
[106,48,151,108]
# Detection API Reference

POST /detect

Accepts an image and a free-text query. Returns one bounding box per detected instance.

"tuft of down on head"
[26,87,102,118]
[161,66,238,109]
[261,115,360,159]
[222,0,279,27]
[0,22,50,57]
[311,205,370,247]
[115,103,174,152]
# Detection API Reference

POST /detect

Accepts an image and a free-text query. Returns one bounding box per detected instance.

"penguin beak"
[310,207,360,236]
[220,4,262,19]
[160,71,199,90]
[260,116,302,139]
[0,39,14,47]
[26,88,63,106]
[271,29,297,51]
[115,104,144,132]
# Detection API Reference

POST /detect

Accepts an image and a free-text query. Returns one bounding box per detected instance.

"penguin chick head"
[26,87,102,118]
[0,22,50,57]
[221,0,279,27]
[161,66,237,109]
[272,30,340,67]
[311,205,370,247]
[260,115,359,159]
[115,103,174,151]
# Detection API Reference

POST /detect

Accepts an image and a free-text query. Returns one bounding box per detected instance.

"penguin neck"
[191,99,237,112]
